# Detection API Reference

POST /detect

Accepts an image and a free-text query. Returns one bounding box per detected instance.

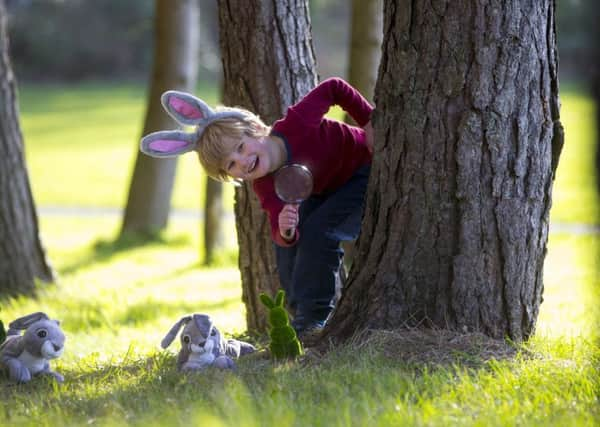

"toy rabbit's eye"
[183,335,191,344]
[37,330,47,338]
[210,329,216,336]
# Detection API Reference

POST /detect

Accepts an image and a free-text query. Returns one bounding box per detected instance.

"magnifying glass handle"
[283,228,295,240]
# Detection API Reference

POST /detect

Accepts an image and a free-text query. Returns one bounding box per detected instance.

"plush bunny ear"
[161,90,215,126]
[8,312,50,331]
[140,130,198,158]
[259,293,275,309]
[161,90,246,126]
[192,314,213,334]
[275,290,285,307]
[161,315,192,349]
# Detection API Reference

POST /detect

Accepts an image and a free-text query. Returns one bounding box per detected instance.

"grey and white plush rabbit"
[0,312,65,383]
[161,314,255,371]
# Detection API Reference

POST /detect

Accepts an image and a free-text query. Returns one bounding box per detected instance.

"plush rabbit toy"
[161,314,255,371]
[0,312,65,383]
[260,290,303,360]
[139,90,246,158]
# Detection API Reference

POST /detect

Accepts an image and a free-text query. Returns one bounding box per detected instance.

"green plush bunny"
[259,290,303,359]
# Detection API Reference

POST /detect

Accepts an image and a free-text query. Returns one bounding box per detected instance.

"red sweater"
[253,77,374,246]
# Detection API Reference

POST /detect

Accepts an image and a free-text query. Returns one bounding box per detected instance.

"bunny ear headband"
[140,90,246,158]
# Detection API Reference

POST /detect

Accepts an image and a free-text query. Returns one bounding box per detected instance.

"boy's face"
[222,135,272,181]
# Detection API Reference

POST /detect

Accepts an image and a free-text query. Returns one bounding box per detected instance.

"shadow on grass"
[0,350,264,423]
[0,331,523,425]
[57,231,191,276]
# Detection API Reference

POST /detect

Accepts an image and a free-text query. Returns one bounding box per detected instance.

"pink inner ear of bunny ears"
[169,97,203,120]
[149,139,191,152]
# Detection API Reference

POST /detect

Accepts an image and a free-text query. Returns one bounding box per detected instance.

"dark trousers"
[275,165,370,322]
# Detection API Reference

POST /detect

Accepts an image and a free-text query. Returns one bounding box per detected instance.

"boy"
[141,77,373,336]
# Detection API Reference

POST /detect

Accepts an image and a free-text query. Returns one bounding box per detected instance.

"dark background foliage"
[5,0,354,83]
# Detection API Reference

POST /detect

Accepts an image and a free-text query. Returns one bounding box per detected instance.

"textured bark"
[218,0,317,333]
[325,0,563,342]
[122,0,199,234]
[0,1,54,296]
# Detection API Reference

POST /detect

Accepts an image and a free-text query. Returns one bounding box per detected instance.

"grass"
[18,81,235,210]
[0,81,598,426]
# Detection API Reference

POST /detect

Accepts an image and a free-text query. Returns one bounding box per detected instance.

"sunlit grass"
[18,81,236,210]
[0,82,598,426]
[551,90,599,224]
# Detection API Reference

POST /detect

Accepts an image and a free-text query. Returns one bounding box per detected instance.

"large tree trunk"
[325,0,563,342]
[0,0,54,296]
[218,0,317,333]
[122,0,199,235]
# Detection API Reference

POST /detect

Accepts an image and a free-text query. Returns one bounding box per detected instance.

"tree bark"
[0,0,54,296]
[325,0,563,342]
[218,0,317,332]
[121,0,199,235]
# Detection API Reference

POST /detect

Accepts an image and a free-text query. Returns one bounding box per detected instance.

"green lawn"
[18,81,235,211]
[0,82,598,426]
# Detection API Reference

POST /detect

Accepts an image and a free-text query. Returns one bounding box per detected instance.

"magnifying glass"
[273,164,314,238]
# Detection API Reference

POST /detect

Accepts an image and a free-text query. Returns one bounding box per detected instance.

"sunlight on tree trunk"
[325,0,564,343]
[0,1,54,296]
[218,0,317,333]
[122,0,199,235]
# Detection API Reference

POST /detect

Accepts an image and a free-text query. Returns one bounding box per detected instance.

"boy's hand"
[279,204,299,240]
[363,121,374,154]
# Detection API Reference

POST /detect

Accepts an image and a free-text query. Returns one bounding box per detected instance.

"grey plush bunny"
[161,314,255,371]
[0,312,65,383]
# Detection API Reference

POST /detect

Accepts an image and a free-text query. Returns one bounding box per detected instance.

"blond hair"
[196,107,270,181]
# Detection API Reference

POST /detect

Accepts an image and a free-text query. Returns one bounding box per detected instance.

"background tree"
[342,0,383,270]
[122,0,199,235]
[324,0,563,342]
[202,2,225,264]
[203,179,225,264]
[0,0,54,296]
[346,0,382,104]
[218,0,317,332]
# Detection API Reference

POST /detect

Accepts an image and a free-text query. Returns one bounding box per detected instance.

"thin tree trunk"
[203,77,226,265]
[342,0,383,271]
[122,0,199,235]
[347,0,382,103]
[218,0,317,333]
[203,178,224,264]
[0,0,54,296]
[325,0,563,343]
